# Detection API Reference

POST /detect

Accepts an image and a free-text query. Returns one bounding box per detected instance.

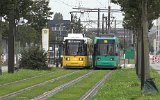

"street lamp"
[58,23,64,67]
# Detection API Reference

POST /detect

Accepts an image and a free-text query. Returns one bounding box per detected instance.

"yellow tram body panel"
[63,56,89,67]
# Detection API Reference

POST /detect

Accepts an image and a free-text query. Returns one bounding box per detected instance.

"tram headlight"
[97,57,100,61]
[79,58,83,61]
[66,57,70,61]
[110,58,114,61]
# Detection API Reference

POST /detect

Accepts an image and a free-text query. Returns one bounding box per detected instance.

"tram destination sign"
[66,40,84,43]
[97,39,115,44]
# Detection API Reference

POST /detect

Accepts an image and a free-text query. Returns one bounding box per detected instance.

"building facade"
[154,17,160,54]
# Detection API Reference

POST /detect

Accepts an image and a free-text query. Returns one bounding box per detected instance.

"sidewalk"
[120,64,135,69]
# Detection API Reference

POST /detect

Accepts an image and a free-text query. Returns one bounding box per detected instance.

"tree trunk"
[142,0,150,80]
[0,23,2,75]
[8,3,15,73]
[141,0,152,91]
[136,28,142,78]
[135,33,138,75]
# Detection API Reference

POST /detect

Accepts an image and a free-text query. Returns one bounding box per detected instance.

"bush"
[19,47,48,70]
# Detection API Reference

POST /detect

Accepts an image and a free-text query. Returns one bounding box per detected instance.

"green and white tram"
[93,35,120,69]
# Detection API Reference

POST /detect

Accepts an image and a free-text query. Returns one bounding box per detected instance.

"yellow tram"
[62,33,93,68]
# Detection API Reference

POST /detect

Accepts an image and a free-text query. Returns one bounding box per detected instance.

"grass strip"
[92,69,160,100]
[8,70,90,100]
[48,70,109,100]
[0,68,58,84]
[0,70,62,88]
[0,69,73,96]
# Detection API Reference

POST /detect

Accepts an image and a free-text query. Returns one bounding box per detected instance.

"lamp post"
[58,23,64,67]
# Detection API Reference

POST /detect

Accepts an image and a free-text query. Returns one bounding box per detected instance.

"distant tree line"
[0,0,53,47]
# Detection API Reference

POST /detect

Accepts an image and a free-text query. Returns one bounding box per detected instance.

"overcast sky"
[49,0,124,28]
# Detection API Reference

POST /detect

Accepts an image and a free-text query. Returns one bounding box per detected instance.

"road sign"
[124,48,135,59]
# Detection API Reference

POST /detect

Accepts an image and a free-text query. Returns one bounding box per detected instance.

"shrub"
[19,47,48,70]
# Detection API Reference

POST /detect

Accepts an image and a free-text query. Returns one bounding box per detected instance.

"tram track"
[0,70,63,88]
[0,70,79,100]
[33,70,97,100]
[80,71,114,100]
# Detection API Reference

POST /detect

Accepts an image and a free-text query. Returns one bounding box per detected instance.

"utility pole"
[97,8,100,36]
[115,19,116,33]
[108,6,111,34]
[102,14,104,34]
[8,2,15,73]
[71,7,120,35]
[70,13,74,33]
[105,17,108,34]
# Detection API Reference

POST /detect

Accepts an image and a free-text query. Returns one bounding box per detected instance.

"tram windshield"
[64,40,87,56]
[95,40,116,56]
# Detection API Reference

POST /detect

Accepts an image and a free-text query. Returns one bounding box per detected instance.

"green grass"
[0,68,58,84]
[0,69,73,96]
[92,69,160,100]
[48,70,109,100]
[8,70,90,100]
[2,68,160,100]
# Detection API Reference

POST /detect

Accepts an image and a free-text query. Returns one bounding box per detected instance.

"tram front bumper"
[95,61,117,67]
[63,61,86,67]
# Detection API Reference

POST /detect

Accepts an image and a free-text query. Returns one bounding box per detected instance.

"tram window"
[64,40,87,56]
[96,44,115,56]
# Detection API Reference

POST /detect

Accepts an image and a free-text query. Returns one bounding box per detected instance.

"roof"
[94,37,119,44]
[48,20,70,27]
[64,33,92,43]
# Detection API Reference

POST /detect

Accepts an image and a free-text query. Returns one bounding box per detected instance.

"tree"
[0,0,53,44]
[112,0,160,30]
[111,0,160,92]
[19,47,48,70]
[71,15,83,33]
[0,0,10,17]
[0,21,8,74]
[17,25,37,47]
[0,21,9,38]
[53,12,63,20]
[26,0,53,43]
[0,0,33,21]
[0,21,3,74]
